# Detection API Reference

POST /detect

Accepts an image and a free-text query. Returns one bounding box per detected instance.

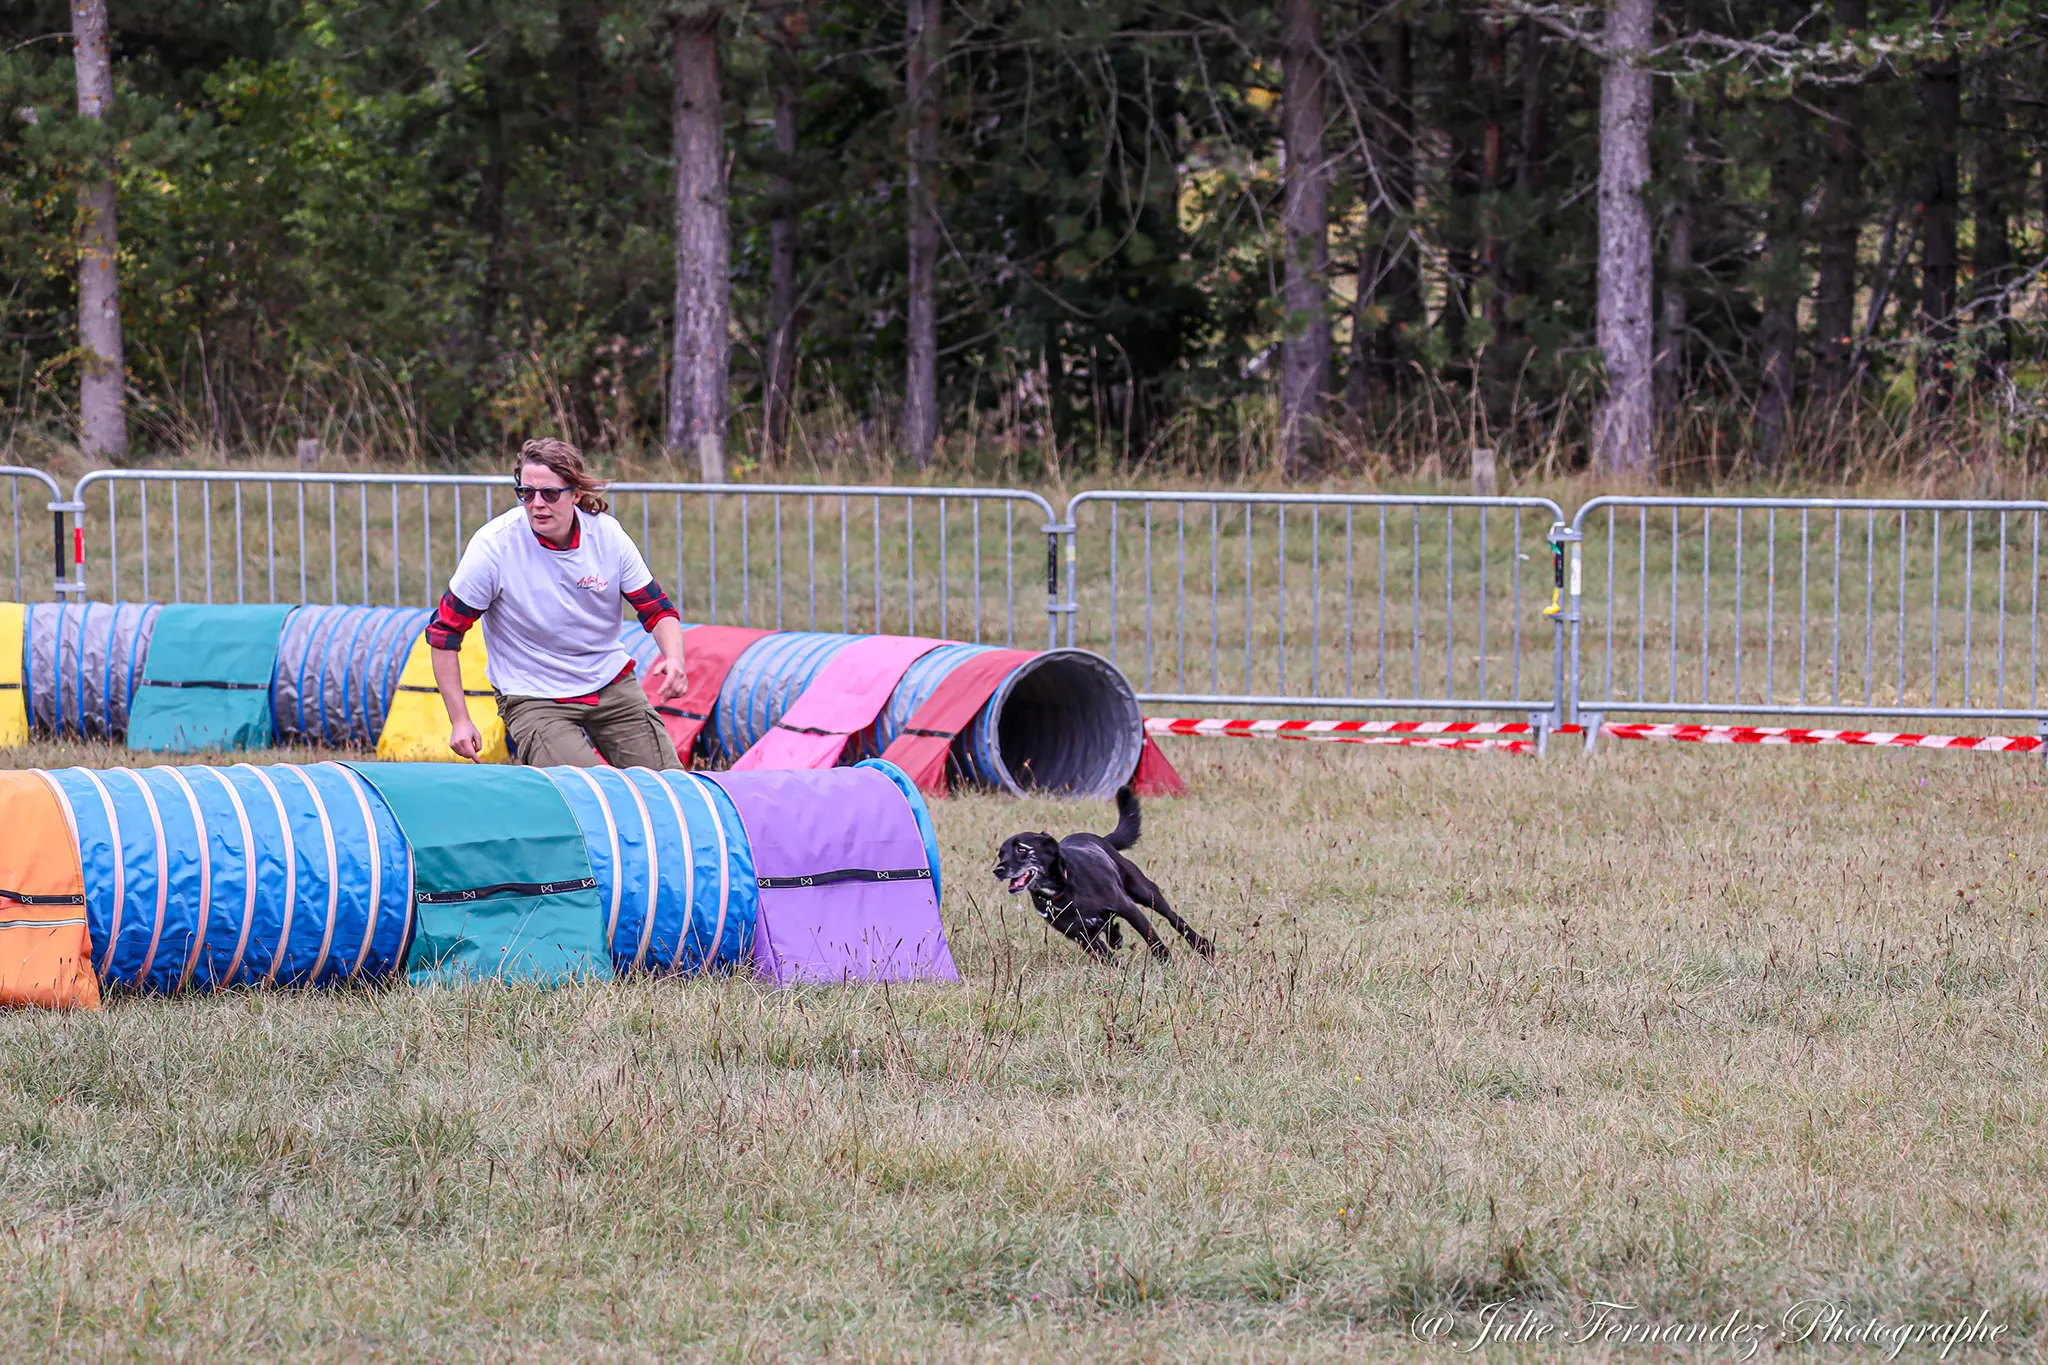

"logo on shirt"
[573,574,609,592]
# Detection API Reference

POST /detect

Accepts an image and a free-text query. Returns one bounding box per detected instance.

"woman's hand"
[448,714,483,761]
[648,655,689,702]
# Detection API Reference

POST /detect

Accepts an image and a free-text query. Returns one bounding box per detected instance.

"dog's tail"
[1104,785,1141,849]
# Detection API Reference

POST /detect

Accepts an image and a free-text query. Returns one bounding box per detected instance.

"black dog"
[991,787,1213,962]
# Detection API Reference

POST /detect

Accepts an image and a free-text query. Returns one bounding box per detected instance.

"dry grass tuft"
[1,739,2044,1359]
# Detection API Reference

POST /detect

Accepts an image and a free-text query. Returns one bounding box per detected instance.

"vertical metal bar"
[140,481,150,601]
[1864,511,1876,707]
[1829,511,1841,705]
[1143,501,1154,689]
[1667,507,1678,705]
[1277,506,1287,695]
[1376,507,1387,697]
[1636,507,1647,703]
[1176,501,1186,690]
[937,496,947,640]
[904,497,914,635]
[841,495,851,632]
[1309,504,1320,696]
[1896,510,1908,704]
[233,483,244,604]
[1997,511,2007,709]
[1477,507,1487,700]
[388,485,397,605]
[172,481,184,602]
[775,495,785,632]
[673,494,683,618]
[970,499,980,643]
[1518,507,1530,702]
[1109,502,1119,667]
[1797,510,1809,706]
[1210,503,1220,693]
[1930,511,1942,707]
[870,496,880,634]
[202,480,214,604]
[328,485,339,603]
[1765,510,1777,704]
[106,482,117,600]
[2033,511,2041,709]
[359,484,370,605]
[1962,510,1974,707]
[809,497,819,633]
[1344,507,1355,696]
[1410,506,1421,698]
[740,493,751,627]
[1442,507,1454,699]
[295,484,306,605]
[420,486,431,602]
[1733,509,1743,704]
[1699,507,1710,702]
[1243,504,1253,693]
[709,493,719,623]
[1003,500,1012,645]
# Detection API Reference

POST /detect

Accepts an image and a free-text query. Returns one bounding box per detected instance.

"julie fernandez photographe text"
[1408,1298,2009,1358]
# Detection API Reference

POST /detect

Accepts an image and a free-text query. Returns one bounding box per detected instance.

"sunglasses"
[514,485,573,505]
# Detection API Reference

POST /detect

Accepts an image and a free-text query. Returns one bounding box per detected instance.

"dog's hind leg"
[1119,868,1215,957]
[1111,901,1172,962]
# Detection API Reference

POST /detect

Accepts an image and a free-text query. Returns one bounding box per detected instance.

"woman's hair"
[515,437,609,515]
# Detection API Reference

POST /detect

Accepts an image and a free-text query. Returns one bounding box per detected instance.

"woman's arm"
[430,644,484,760]
[647,616,688,701]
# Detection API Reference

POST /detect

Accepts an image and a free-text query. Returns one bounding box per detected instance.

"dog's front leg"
[1114,904,1171,962]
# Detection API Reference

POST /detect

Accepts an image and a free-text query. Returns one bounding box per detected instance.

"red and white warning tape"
[1598,722,2044,752]
[1143,717,1540,753]
[1145,715,2046,755]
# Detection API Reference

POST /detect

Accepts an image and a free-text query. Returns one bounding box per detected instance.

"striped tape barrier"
[1147,716,2047,756]
[1597,722,2045,751]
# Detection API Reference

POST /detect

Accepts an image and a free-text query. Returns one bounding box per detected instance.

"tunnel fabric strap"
[707,765,957,985]
[640,625,772,766]
[375,628,508,763]
[0,603,26,747]
[0,771,100,1009]
[878,648,1036,795]
[755,867,930,890]
[125,604,295,754]
[732,634,946,772]
[343,762,609,985]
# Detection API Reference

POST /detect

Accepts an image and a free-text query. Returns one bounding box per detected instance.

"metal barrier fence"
[62,469,1060,648]
[1059,491,1569,727]
[1566,495,2048,739]
[10,463,2048,742]
[2,465,67,603]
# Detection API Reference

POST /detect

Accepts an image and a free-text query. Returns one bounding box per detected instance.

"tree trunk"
[1969,56,2011,375]
[1478,5,1510,420]
[902,0,941,467]
[1654,0,1695,417]
[1593,0,1654,478]
[1279,0,1330,476]
[666,12,729,481]
[1755,40,1805,469]
[1348,13,1419,408]
[1916,0,1959,416]
[71,0,126,459]
[1812,0,1867,400]
[762,4,802,464]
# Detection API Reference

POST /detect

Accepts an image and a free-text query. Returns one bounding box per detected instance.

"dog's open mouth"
[1005,870,1032,893]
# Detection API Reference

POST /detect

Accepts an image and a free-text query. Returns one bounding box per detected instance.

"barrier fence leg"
[1580,711,1605,754]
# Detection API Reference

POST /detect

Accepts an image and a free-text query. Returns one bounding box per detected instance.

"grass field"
[2,737,2044,1360]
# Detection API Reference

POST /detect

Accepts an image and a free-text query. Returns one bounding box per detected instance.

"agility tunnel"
[618,627,1145,797]
[0,758,952,1010]
[9,600,1158,799]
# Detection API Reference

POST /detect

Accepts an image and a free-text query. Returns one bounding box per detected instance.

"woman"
[426,438,688,768]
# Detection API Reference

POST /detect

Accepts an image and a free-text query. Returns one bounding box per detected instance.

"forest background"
[2,0,2044,488]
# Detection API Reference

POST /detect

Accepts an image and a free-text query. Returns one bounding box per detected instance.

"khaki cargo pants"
[496,676,681,770]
